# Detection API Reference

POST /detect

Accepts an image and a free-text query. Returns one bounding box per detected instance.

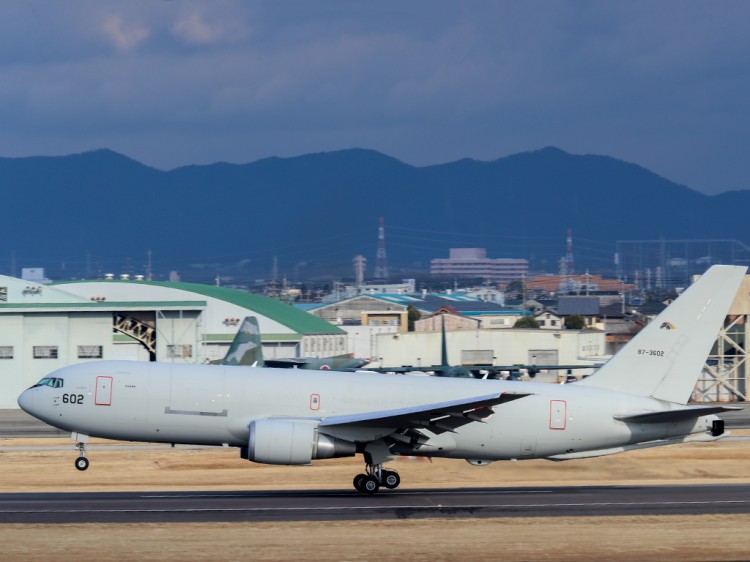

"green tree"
[407,305,421,331]
[564,314,586,330]
[514,316,540,329]
[505,280,524,297]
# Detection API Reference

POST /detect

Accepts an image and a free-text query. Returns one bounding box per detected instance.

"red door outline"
[549,399,566,430]
[310,394,321,411]
[95,376,113,406]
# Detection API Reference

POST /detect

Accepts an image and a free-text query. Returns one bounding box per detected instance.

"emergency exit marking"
[310,394,321,410]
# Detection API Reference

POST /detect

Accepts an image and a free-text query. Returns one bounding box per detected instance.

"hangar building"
[0,276,343,408]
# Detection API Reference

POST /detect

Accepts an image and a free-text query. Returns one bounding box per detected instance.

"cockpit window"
[31,377,63,388]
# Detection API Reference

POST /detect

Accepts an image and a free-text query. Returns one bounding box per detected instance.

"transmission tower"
[565,228,575,276]
[373,217,389,280]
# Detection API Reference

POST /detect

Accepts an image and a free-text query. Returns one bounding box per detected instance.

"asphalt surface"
[3,408,749,525]
[1,484,749,524]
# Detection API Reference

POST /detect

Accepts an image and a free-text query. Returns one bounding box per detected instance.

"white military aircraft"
[18,265,745,494]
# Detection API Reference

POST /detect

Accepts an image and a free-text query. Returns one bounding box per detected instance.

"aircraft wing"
[368,364,601,378]
[264,359,307,368]
[366,366,424,374]
[320,391,531,435]
[265,355,369,370]
[486,364,601,373]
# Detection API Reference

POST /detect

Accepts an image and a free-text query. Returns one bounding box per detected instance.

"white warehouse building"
[371,328,606,375]
[0,276,343,409]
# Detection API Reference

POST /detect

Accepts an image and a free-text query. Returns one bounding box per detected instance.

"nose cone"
[17,388,34,415]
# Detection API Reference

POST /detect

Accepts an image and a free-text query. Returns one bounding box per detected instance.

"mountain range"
[1,146,748,283]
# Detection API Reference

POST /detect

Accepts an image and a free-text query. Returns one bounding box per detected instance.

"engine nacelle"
[466,459,494,466]
[242,419,356,465]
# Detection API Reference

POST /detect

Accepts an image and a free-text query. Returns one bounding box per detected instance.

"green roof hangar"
[0,276,343,408]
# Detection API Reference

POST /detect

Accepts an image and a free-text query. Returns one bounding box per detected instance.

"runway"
[3,407,749,526]
[2,484,750,524]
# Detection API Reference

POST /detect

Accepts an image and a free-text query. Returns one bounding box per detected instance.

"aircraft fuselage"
[19,360,717,462]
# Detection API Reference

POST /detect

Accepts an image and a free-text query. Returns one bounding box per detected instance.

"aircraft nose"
[17,388,34,414]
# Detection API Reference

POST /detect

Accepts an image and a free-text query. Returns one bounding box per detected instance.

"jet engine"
[241,419,356,465]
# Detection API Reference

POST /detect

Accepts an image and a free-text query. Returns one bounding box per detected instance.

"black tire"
[383,470,400,489]
[353,473,366,492]
[75,457,89,471]
[361,475,379,495]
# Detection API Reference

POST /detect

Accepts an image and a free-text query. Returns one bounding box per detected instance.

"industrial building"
[310,291,591,373]
[430,248,529,283]
[0,275,343,408]
[370,327,606,376]
[309,292,526,329]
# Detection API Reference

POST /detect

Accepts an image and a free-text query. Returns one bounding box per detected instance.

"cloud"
[171,10,251,45]
[172,13,222,45]
[0,1,749,193]
[172,13,216,44]
[102,14,150,53]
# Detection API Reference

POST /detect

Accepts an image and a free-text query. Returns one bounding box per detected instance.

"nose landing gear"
[75,455,89,471]
[72,433,90,471]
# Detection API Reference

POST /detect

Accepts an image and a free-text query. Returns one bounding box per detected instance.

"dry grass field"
[1,516,750,562]
[1,433,749,561]
[2,433,750,492]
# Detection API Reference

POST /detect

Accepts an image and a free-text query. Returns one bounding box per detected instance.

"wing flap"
[320,392,531,434]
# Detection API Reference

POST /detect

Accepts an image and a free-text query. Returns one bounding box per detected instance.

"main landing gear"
[74,440,89,471]
[353,463,401,495]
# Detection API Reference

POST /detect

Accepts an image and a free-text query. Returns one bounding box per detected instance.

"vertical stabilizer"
[578,265,746,404]
[222,317,265,366]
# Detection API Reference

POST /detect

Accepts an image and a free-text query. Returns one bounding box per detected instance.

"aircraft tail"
[577,265,746,404]
[222,316,265,366]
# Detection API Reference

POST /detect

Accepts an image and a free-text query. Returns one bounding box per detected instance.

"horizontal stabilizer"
[614,405,741,424]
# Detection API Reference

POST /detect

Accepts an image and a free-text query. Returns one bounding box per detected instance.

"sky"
[1,1,748,195]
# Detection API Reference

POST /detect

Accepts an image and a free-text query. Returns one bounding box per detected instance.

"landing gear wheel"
[353,474,367,492]
[361,475,380,495]
[382,470,400,489]
[75,457,89,471]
